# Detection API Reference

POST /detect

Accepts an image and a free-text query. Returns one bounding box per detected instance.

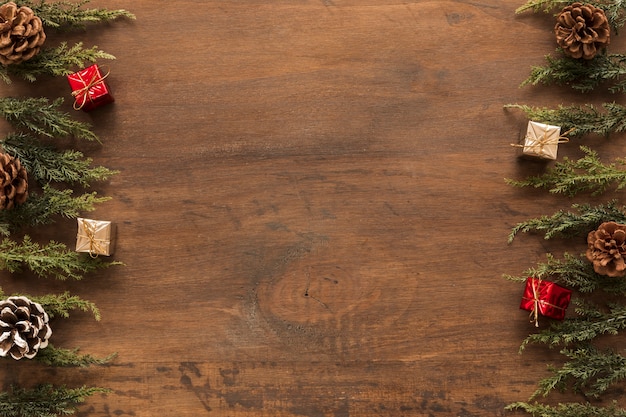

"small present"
[514,121,569,160]
[67,64,114,112]
[76,218,115,257]
[520,277,571,326]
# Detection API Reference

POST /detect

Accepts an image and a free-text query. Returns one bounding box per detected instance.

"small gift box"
[515,121,569,160]
[67,64,114,112]
[520,277,571,326]
[76,218,115,257]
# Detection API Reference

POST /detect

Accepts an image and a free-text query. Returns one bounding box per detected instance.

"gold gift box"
[519,121,568,160]
[76,218,115,256]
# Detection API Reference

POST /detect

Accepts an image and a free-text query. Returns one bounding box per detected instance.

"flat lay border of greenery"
[505,1,626,416]
[0,2,134,416]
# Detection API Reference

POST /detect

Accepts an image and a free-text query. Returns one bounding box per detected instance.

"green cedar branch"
[23,0,135,29]
[505,400,626,417]
[505,102,626,137]
[30,291,100,321]
[0,42,115,84]
[531,346,626,399]
[521,53,626,93]
[0,235,119,281]
[0,384,110,417]
[505,146,626,196]
[2,133,118,186]
[508,201,626,242]
[0,97,98,141]
[515,0,626,32]
[35,344,116,367]
[504,253,626,294]
[0,184,111,235]
[520,302,626,350]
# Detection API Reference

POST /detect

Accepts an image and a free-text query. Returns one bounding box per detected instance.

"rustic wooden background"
[1,0,625,416]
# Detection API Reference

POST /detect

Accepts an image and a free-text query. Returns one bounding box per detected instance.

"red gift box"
[520,277,571,326]
[67,64,114,112]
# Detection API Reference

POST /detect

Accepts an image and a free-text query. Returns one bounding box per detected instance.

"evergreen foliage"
[521,53,626,93]
[35,344,116,367]
[504,253,626,294]
[0,235,119,281]
[508,201,626,242]
[515,0,626,32]
[505,146,626,196]
[22,0,135,29]
[0,43,115,84]
[0,0,130,414]
[520,301,626,350]
[506,401,626,417]
[0,384,109,417]
[0,185,111,235]
[532,346,626,398]
[0,97,98,141]
[30,291,100,321]
[505,103,626,137]
[507,0,626,415]
[2,133,117,186]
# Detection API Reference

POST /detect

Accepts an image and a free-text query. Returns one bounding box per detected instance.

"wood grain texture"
[0,0,625,415]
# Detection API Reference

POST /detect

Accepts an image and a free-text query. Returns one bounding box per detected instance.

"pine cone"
[586,221,626,277]
[0,152,28,210]
[0,296,51,360]
[555,2,610,60]
[0,2,46,65]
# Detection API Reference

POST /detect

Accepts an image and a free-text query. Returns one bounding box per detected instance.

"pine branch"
[508,201,626,242]
[505,146,626,196]
[521,53,626,93]
[0,184,111,234]
[0,42,115,84]
[504,253,626,294]
[515,0,574,14]
[0,384,109,417]
[505,401,626,417]
[0,235,119,281]
[532,346,626,399]
[520,302,626,350]
[22,0,135,30]
[30,291,100,321]
[35,344,116,367]
[2,133,118,186]
[505,102,626,137]
[0,97,98,141]
[515,0,626,31]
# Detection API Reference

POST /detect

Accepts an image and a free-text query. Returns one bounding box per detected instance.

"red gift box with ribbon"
[520,277,572,326]
[67,64,114,112]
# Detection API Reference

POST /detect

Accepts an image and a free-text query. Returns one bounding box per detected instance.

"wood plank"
[0,0,625,415]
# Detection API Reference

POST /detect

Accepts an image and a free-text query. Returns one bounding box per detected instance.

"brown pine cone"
[0,152,28,210]
[0,296,51,360]
[586,221,626,277]
[555,2,610,60]
[0,153,28,210]
[0,2,46,65]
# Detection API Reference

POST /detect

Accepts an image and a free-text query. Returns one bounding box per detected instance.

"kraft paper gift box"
[76,218,115,256]
[517,121,569,160]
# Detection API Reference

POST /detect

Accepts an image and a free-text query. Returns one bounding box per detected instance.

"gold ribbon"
[511,127,573,155]
[71,66,110,111]
[522,278,566,327]
[77,219,107,258]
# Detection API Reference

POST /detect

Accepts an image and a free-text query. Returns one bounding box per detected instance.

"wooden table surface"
[1,1,625,416]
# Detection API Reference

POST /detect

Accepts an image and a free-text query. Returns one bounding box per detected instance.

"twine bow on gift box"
[77,219,107,258]
[71,67,110,111]
[510,124,573,159]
